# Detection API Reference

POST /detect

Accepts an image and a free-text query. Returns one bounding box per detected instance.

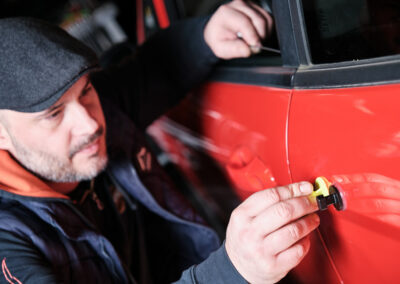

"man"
[0,1,319,283]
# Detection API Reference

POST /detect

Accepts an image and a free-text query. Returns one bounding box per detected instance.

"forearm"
[133,16,219,128]
[93,16,218,130]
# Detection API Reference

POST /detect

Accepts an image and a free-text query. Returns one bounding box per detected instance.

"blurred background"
[0,0,231,55]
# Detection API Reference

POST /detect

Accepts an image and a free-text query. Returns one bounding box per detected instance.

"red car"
[138,0,400,283]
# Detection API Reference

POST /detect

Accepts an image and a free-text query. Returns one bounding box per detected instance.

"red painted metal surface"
[197,82,293,195]
[136,0,145,45]
[149,76,400,283]
[288,84,400,283]
[152,0,170,28]
[150,82,293,199]
[150,81,400,283]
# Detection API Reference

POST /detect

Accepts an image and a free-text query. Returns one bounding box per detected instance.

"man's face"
[0,74,108,182]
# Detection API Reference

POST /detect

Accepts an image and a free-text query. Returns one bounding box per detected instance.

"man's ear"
[0,122,12,151]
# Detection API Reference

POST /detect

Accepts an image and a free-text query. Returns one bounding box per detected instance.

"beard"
[9,127,108,183]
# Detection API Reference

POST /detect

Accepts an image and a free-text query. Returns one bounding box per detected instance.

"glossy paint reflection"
[289,84,400,283]
[152,82,292,195]
[332,173,400,229]
[293,173,400,284]
[226,145,277,199]
[149,82,293,231]
[150,79,400,283]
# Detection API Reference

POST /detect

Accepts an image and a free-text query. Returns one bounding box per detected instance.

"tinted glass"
[302,0,400,63]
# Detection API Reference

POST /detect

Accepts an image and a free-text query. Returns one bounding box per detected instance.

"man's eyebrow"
[35,78,91,120]
[35,102,64,120]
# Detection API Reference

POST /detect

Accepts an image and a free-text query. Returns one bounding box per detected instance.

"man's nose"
[70,103,99,136]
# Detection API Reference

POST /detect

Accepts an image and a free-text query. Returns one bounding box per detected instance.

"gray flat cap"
[0,17,98,112]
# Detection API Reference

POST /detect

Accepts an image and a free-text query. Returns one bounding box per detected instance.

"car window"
[176,0,282,67]
[302,0,400,64]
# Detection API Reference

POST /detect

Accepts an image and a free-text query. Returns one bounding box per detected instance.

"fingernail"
[313,213,320,224]
[250,45,261,54]
[300,182,312,194]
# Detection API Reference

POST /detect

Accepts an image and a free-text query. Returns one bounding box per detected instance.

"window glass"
[302,0,400,63]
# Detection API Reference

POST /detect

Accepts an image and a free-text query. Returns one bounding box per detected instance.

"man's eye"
[47,110,62,119]
[81,86,93,97]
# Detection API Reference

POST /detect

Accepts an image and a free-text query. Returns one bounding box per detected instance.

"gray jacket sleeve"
[174,243,247,284]
[0,230,60,284]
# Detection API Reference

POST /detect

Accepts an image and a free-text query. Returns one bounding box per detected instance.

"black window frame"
[280,0,400,88]
[157,0,400,89]
[205,0,299,88]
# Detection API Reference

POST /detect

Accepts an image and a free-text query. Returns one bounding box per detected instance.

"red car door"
[149,67,295,226]
[288,0,400,283]
[141,0,400,283]
[145,0,295,225]
[289,84,400,284]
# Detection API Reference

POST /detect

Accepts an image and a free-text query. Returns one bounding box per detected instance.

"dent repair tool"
[236,32,281,54]
[310,177,344,211]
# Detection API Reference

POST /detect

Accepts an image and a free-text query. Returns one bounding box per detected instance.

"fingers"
[275,235,312,272]
[247,1,272,20]
[247,1,274,36]
[264,213,320,255]
[230,0,270,39]
[251,195,319,238]
[220,5,260,46]
[203,0,273,59]
[225,181,319,284]
[213,39,252,58]
[240,182,314,217]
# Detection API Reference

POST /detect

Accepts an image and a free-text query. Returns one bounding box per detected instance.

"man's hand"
[225,182,320,284]
[204,0,273,59]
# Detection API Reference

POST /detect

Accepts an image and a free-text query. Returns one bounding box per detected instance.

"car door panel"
[288,84,400,283]
[142,0,400,282]
[150,81,292,204]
